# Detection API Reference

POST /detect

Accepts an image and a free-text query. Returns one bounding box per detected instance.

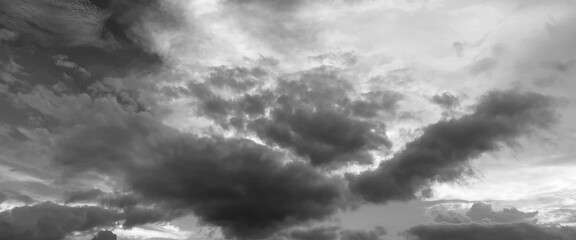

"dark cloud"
[465,202,538,223]
[405,222,576,240]
[127,137,345,239]
[348,90,558,203]
[433,211,472,224]
[0,202,121,240]
[248,107,389,167]
[0,0,179,113]
[431,202,537,224]
[52,108,346,239]
[0,0,179,52]
[430,92,459,109]
[91,230,117,240]
[191,66,397,168]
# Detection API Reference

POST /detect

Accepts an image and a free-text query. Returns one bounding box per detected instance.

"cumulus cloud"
[189,66,398,168]
[433,211,472,224]
[432,202,538,224]
[465,202,538,223]
[50,102,346,239]
[348,90,558,203]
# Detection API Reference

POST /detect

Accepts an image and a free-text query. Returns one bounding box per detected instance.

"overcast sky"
[1,0,576,240]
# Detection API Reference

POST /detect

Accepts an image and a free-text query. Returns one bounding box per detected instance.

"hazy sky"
[1,1,576,240]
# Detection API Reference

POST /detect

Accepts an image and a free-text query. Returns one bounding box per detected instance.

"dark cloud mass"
[0,0,178,51]
[52,109,345,238]
[191,66,397,168]
[0,1,571,240]
[127,137,345,238]
[349,91,558,203]
[0,0,179,110]
[406,222,576,240]
[433,211,473,224]
[0,202,121,240]
[465,202,538,223]
[432,202,538,224]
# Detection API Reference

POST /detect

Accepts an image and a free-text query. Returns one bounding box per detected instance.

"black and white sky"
[1,0,576,240]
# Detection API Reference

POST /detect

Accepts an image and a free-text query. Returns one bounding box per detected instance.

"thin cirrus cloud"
[0,0,575,240]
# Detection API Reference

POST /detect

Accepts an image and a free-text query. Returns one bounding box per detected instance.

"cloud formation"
[0,202,121,240]
[277,225,386,240]
[349,91,558,203]
[406,222,576,240]
[190,66,397,168]
[465,202,538,223]
[51,106,346,239]
[432,202,538,224]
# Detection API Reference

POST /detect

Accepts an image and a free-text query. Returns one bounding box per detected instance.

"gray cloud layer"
[0,202,121,240]
[433,202,538,224]
[406,223,576,240]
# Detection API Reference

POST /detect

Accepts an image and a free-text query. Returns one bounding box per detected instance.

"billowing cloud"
[348,90,558,203]
[51,104,346,239]
[1,1,574,240]
[433,211,472,224]
[190,66,397,168]
[465,202,538,223]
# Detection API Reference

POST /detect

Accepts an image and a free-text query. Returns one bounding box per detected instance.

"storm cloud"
[349,90,558,203]
[191,66,397,168]
[52,108,346,239]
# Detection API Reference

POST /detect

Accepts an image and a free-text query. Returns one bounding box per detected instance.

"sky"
[0,0,576,240]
